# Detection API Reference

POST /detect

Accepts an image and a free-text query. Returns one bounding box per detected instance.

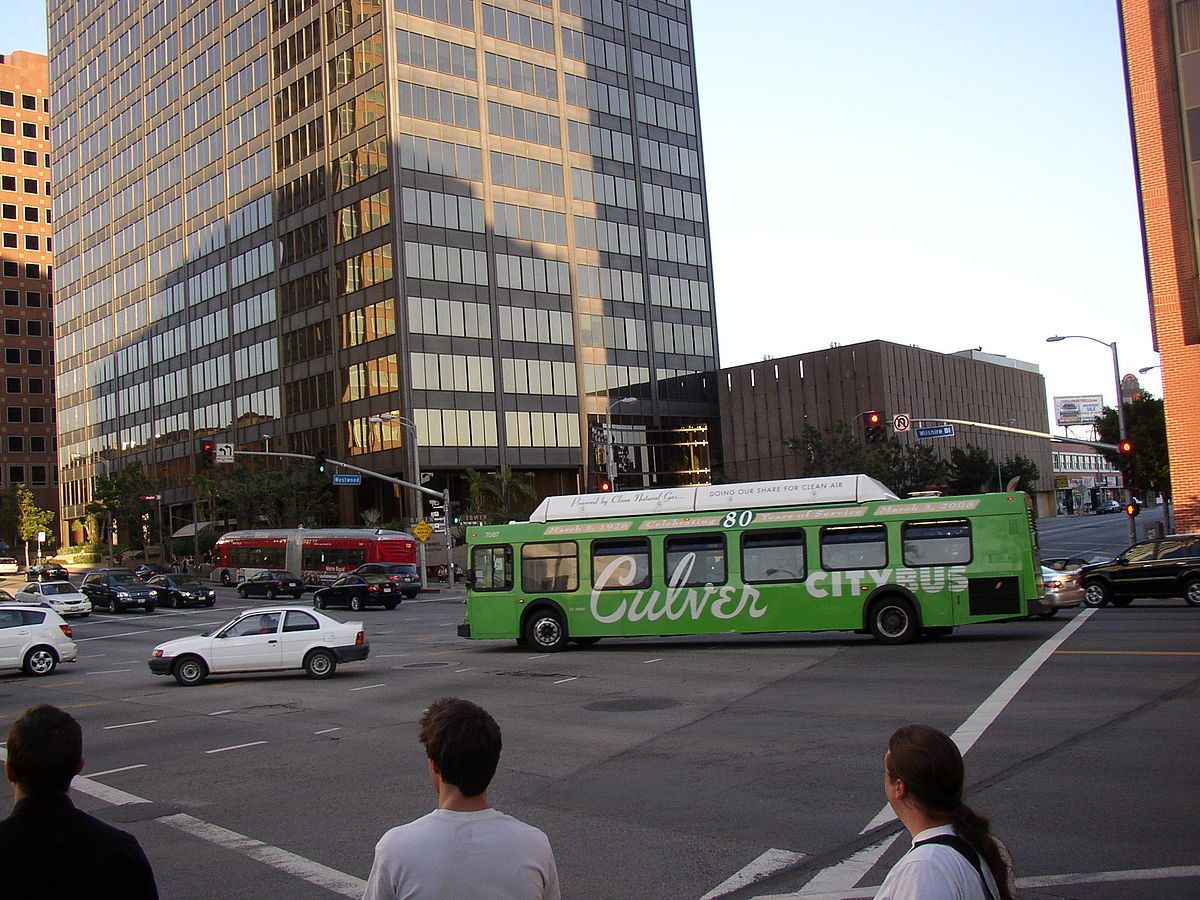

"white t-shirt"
[362,808,560,900]
[874,825,1001,900]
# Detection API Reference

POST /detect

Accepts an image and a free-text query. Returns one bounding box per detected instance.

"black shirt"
[0,792,158,899]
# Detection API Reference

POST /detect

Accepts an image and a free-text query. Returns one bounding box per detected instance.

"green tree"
[85,462,154,551]
[999,454,1041,492]
[1094,393,1169,499]
[463,468,538,524]
[14,483,56,566]
[866,442,951,497]
[947,445,997,495]
[191,463,337,530]
[783,422,868,478]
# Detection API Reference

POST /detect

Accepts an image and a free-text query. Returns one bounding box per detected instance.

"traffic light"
[597,477,612,493]
[314,449,327,475]
[200,442,216,469]
[1118,439,1134,464]
[863,410,886,443]
[1125,501,1140,518]
[450,502,463,526]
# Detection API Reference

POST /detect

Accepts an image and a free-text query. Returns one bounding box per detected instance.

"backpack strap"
[913,834,996,900]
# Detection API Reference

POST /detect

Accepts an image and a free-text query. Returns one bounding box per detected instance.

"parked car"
[0,604,77,676]
[26,562,69,582]
[314,573,401,611]
[80,569,158,613]
[13,581,92,618]
[147,574,217,609]
[1079,534,1200,608]
[236,571,306,600]
[0,558,20,575]
[1041,554,1111,573]
[133,563,169,581]
[0,589,13,603]
[353,562,422,599]
[147,606,368,686]
[1031,567,1084,619]
[1093,500,1123,515]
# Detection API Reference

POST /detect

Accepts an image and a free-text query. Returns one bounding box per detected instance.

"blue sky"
[5,0,1159,428]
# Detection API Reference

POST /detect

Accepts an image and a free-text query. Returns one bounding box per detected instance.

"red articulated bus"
[210,528,417,587]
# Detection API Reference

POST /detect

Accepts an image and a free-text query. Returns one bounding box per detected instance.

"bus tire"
[523,607,568,651]
[867,597,919,645]
[221,570,232,586]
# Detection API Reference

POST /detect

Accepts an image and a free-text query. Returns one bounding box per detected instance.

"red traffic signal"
[863,410,886,443]
[1118,439,1134,455]
[200,442,216,469]
[597,478,612,493]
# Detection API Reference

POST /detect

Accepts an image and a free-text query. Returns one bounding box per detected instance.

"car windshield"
[172,577,206,589]
[267,571,292,579]
[111,574,145,586]
[362,574,391,584]
[41,583,78,596]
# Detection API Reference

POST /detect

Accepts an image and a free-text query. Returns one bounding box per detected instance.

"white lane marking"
[104,720,157,730]
[554,677,578,684]
[160,813,365,897]
[644,658,664,664]
[349,683,385,692]
[314,727,342,735]
[204,740,268,754]
[455,667,474,672]
[739,609,1100,899]
[527,654,550,660]
[755,865,1200,898]
[87,669,133,675]
[86,764,147,777]
[208,709,233,716]
[701,849,805,899]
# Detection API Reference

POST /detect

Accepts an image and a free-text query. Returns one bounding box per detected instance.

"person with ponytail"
[875,724,1016,900]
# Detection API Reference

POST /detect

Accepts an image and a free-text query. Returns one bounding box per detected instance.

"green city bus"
[457,474,1040,650]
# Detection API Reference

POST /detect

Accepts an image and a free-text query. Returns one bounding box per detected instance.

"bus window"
[820,524,887,570]
[521,542,578,593]
[742,529,806,583]
[472,545,513,592]
[664,534,726,586]
[902,520,972,566]
[592,539,651,590]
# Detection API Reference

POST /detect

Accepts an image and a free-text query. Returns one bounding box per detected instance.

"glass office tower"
[49,0,718,536]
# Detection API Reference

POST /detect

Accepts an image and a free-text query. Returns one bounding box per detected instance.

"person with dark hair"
[363,697,559,900]
[0,704,158,899]
[876,724,1015,900]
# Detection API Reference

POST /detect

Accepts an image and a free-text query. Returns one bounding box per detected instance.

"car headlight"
[117,592,130,598]
[182,592,195,599]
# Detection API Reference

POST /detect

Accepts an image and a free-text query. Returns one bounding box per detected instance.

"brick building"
[719,341,1055,514]
[1119,1,1200,532]
[0,51,57,552]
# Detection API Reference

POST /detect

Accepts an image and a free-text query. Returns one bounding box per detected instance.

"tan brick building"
[0,51,57,552]
[1119,1,1200,532]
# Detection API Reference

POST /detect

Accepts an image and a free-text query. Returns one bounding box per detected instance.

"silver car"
[1032,566,1085,619]
[14,581,92,617]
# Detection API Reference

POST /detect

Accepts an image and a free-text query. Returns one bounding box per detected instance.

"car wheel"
[523,607,568,651]
[173,655,208,686]
[349,595,364,612]
[314,596,326,610]
[867,596,919,645]
[404,591,418,600]
[205,599,216,607]
[112,598,125,613]
[1083,581,1110,608]
[304,649,336,679]
[1038,609,1059,619]
[23,646,58,676]
[238,587,247,598]
[172,596,183,609]
[145,603,156,613]
[293,591,304,599]
[266,588,277,600]
[1183,578,1200,608]
[383,600,397,610]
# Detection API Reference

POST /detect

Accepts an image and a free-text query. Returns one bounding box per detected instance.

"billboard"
[1053,395,1105,426]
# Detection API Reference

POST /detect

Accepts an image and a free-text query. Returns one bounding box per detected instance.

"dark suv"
[1079,534,1200,608]
[80,569,158,613]
[353,563,422,599]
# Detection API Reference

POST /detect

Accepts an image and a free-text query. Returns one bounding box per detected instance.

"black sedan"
[26,562,69,582]
[148,574,217,608]
[314,573,400,611]
[353,563,422,599]
[133,563,169,581]
[236,570,306,600]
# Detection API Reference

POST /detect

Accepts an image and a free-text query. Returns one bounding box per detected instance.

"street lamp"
[369,413,429,580]
[605,397,636,489]
[1046,334,1136,542]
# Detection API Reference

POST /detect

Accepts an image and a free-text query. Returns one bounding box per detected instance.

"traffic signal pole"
[234,451,455,588]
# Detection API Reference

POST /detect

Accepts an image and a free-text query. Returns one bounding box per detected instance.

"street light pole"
[605,397,636,489]
[1046,335,1136,543]
[370,413,427,581]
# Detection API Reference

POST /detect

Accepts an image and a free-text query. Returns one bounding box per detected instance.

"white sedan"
[14,581,92,617]
[148,606,369,686]
[0,558,19,575]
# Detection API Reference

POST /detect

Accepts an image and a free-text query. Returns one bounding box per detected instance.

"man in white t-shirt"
[362,697,560,900]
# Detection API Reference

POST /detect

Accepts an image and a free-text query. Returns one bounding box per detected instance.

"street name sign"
[331,473,362,485]
[915,424,955,439]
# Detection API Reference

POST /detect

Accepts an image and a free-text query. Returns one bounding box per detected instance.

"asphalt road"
[0,523,1195,899]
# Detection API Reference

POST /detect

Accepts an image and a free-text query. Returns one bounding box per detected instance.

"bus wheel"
[868,597,918,645]
[221,570,232,586]
[524,608,568,651]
